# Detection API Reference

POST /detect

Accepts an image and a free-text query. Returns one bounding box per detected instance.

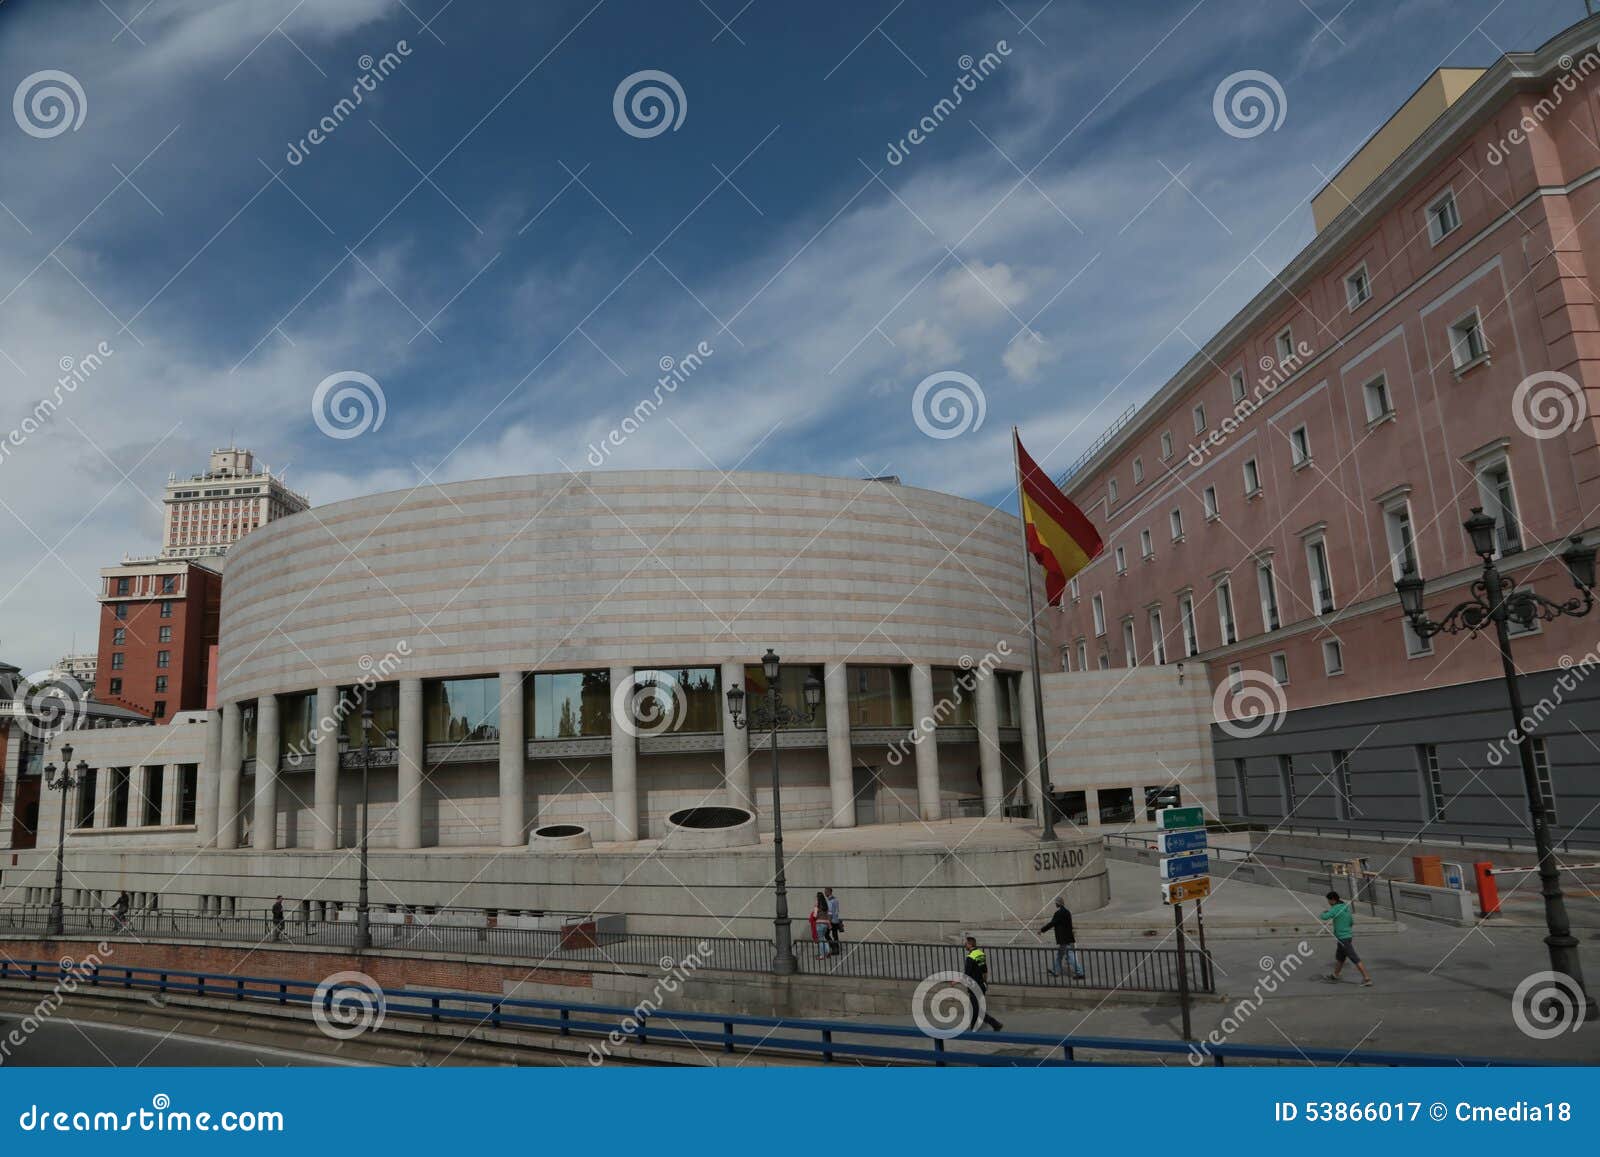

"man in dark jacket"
[962,935,1003,1032]
[1040,897,1085,979]
[271,896,286,942]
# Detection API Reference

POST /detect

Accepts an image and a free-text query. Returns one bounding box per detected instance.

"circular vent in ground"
[667,806,751,830]
[534,824,585,838]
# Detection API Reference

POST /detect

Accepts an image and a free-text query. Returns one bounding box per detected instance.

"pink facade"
[1057,34,1600,716]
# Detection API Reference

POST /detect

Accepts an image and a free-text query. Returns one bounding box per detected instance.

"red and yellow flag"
[1016,432,1103,606]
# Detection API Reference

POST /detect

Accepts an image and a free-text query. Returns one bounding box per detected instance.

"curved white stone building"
[211,470,1048,853]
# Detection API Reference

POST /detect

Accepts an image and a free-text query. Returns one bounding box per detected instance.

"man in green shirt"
[1319,890,1372,986]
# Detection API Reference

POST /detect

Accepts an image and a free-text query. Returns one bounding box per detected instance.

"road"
[0,1016,350,1067]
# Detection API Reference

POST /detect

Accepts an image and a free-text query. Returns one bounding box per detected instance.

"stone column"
[129,765,150,827]
[396,677,424,849]
[823,662,855,828]
[609,663,638,842]
[721,660,752,810]
[253,692,279,850]
[94,762,115,829]
[499,671,526,846]
[910,663,941,821]
[216,702,242,849]
[1019,674,1045,826]
[197,708,222,845]
[312,685,338,851]
[160,764,181,827]
[975,669,1003,816]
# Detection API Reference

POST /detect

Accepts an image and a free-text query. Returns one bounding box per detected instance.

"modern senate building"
[0,471,1215,938]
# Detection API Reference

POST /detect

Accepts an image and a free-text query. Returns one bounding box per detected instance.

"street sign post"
[1157,828,1208,855]
[1162,876,1212,903]
[1156,805,1205,831]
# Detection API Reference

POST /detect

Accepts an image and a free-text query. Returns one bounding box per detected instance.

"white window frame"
[1448,309,1488,370]
[1069,576,1080,603]
[1160,431,1173,460]
[1275,327,1294,364]
[1230,369,1246,403]
[1076,639,1088,672]
[1256,557,1281,632]
[1132,457,1145,484]
[1288,424,1310,468]
[1426,188,1460,244]
[1381,494,1419,581]
[1344,262,1371,310]
[1215,577,1237,645]
[1321,637,1344,676]
[1140,528,1153,559]
[1269,651,1289,684]
[1121,617,1138,668]
[1114,545,1127,574]
[1192,403,1207,434]
[1108,477,1119,505]
[1304,531,1336,615]
[1362,372,1394,424]
[1092,593,1106,637]
[1474,452,1522,557]
[1242,457,1261,496]
[1202,485,1219,521]
[1149,606,1167,665]
[1169,508,1184,542]
[1178,592,1199,657]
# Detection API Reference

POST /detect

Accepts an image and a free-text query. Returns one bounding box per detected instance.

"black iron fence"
[0,905,1212,994]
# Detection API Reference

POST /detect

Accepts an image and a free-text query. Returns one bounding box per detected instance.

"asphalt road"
[0,1016,347,1067]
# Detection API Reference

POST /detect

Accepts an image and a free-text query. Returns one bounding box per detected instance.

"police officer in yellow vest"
[962,935,1004,1032]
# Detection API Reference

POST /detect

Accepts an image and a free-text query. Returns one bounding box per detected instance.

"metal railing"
[0,905,1212,994]
[0,959,1532,1066]
[1215,820,1600,854]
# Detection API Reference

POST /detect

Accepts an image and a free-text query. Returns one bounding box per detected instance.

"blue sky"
[0,0,1586,672]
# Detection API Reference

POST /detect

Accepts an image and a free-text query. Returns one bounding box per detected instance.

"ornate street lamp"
[725,648,822,975]
[1394,508,1595,1019]
[41,741,90,938]
[337,701,397,953]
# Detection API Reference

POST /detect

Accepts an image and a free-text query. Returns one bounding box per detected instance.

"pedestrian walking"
[1039,897,1085,980]
[962,935,1004,1032]
[810,892,832,957]
[1318,890,1372,986]
[271,895,286,943]
[825,886,842,954]
[111,891,130,933]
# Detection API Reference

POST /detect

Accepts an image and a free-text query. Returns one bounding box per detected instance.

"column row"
[209,663,1038,849]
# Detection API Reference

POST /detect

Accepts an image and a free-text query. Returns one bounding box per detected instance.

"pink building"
[1055,20,1600,843]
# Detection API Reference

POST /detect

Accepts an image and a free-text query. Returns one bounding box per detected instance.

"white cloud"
[1002,332,1059,382]
[892,318,962,371]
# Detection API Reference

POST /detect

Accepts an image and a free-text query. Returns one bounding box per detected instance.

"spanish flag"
[1015,430,1103,606]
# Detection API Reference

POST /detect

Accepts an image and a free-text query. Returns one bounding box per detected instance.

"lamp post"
[1395,508,1596,1018]
[41,740,89,938]
[337,702,397,953]
[725,648,822,976]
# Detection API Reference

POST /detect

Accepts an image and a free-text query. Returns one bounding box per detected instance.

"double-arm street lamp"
[337,702,397,953]
[41,741,90,938]
[725,648,822,976]
[1394,507,1596,1019]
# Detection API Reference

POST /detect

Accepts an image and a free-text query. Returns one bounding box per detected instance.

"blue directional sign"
[1159,852,1209,881]
[1157,828,1208,855]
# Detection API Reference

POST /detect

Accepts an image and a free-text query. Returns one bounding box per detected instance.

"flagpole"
[1013,426,1057,842]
